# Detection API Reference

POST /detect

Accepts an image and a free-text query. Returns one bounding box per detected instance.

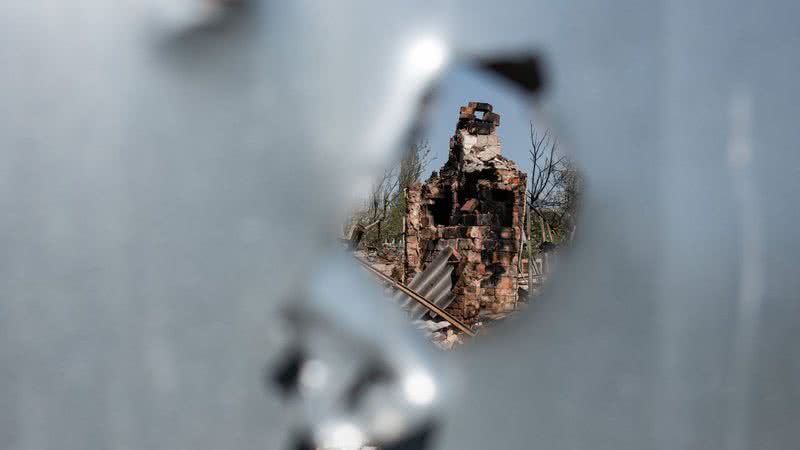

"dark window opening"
[462,171,497,200]
[490,189,514,227]
[430,197,453,226]
[462,173,480,199]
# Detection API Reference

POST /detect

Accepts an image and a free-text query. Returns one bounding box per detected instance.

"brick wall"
[404,103,527,322]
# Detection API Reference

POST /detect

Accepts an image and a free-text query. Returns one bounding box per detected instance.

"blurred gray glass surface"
[1,1,799,449]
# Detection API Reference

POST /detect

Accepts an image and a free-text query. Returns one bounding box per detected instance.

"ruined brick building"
[404,103,527,322]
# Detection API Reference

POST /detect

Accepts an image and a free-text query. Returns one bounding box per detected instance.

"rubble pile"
[404,102,527,323]
[354,246,402,280]
[414,320,464,350]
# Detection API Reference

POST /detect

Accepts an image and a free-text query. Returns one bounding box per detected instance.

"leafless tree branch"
[527,123,580,246]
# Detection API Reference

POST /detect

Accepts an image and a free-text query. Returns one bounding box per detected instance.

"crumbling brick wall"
[404,102,527,322]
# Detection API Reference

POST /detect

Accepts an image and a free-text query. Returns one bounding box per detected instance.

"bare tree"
[526,124,580,276]
[528,127,563,212]
[349,142,432,248]
[552,157,580,240]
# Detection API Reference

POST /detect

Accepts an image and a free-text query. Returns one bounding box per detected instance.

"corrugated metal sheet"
[394,247,456,320]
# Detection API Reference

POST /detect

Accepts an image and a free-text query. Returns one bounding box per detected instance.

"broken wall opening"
[489,189,514,227]
[430,186,453,226]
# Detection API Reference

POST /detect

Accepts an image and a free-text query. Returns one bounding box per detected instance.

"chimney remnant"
[404,102,527,322]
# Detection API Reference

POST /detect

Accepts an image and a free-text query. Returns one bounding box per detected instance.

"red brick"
[496,276,514,290]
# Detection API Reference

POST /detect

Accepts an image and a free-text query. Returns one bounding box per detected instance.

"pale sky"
[419,65,539,178]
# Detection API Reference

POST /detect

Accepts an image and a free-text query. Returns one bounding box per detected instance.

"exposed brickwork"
[404,102,527,322]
